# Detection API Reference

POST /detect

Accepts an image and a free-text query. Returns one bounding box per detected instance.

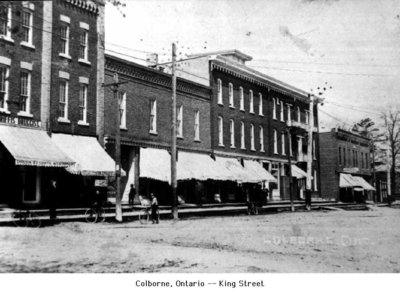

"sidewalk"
[0,199,382,226]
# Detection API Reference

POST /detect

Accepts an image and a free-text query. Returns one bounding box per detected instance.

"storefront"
[0,125,74,208]
[51,133,121,207]
[339,173,375,203]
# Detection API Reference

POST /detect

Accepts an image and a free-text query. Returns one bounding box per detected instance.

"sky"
[105,0,400,131]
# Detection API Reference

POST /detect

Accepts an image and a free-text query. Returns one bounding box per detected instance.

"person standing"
[47,179,58,223]
[128,184,136,206]
[150,192,159,224]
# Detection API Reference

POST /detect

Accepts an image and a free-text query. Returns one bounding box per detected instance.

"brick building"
[319,128,374,202]
[171,50,320,201]
[0,0,114,209]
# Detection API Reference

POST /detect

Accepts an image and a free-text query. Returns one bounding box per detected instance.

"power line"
[249,64,398,77]
[319,109,354,127]
[324,100,382,116]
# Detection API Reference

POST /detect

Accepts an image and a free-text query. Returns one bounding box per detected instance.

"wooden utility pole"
[286,127,294,212]
[171,43,178,219]
[305,94,314,210]
[102,73,127,222]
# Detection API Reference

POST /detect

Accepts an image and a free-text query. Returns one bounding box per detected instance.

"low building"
[319,128,375,202]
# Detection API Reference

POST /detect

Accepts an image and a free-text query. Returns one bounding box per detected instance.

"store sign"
[95,179,108,187]
[343,167,359,173]
[0,114,41,128]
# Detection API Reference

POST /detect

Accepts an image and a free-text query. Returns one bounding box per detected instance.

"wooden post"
[287,128,294,212]
[171,43,178,219]
[113,73,122,222]
[306,94,314,210]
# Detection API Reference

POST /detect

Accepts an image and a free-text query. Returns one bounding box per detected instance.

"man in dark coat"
[128,184,136,206]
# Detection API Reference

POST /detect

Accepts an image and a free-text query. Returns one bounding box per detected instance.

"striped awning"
[339,173,375,191]
[0,125,74,167]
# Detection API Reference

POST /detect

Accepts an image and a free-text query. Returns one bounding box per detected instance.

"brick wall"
[50,0,99,137]
[319,131,339,199]
[104,56,212,153]
[0,1,43,122]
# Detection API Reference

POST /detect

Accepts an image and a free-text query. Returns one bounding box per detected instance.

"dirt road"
[1,207,399,272]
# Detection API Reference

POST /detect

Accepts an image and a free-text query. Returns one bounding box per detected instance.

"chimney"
[146,53,158,67]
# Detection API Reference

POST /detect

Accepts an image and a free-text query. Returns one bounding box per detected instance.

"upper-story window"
[305,110,310,125]
[249,90,254,113]
[281,132,286,155]
[287,104,291,123]
[297,106,301,122]
[273,129,278,154]
[250,124,255,151]
[228,83,234,107]
[338,147,342,165]
[78,84,88,124]
[217,79,222,105]
[0,64,9,112]
[258,93,263,116]
[259,126,264,152]
[194,110,200,141]
[21,10,33,46]
[313,139,316,160]
[280,101,284,122]
[58,79,69,120]
[79,22,89,63]
[229,119,235,148]
[177,105,183,138]
[19,71,31,114]
[218,116,224,146]
[0,5,12,40]
[273,98,277,119]
[118,91,126,129]
[239,87,244,111]
[240,121,245,149]
[59,15,70,58]
[149,99,157,134]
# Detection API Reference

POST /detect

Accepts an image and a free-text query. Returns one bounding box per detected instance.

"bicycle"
[12,209,41,228]
[84,204,106,223]
[138,199,159,224]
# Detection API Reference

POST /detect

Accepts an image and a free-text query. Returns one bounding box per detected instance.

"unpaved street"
[1,207,400,273]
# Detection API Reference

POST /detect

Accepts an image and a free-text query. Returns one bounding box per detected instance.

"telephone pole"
[171,43,178,219]
[305,94,315,210]
[102,73,127,222]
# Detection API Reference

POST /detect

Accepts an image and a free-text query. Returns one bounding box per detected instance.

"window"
[78,84,88,123]
[0,65,9,111]
[281,132,286,155]
[218,116,224,146]
[305,110,310,125]
[20,71,31,113]
[60,23,70,56]
[149,99,157,133]
[280,102,284,121]
[240,121,245,149]
[250,124,255,150]
[58,80,69,120]
[249,90,254,113]
[297,106,301,122]
[0,5,11,39]
[343,148,347,166]
[21,10,33,45]
[228,83,234,107]
[313,169,318,191]
[194,110,200,141]
[289,132,293,156]
[118,92,126,129]
[229,119,235,148]
[79,30,88,61]
[217,79,222,104]
[258,93,263,115]
[287,104,291,123]
[177,105,183,138]
[338,147,342,165]
[273,130,278,154]
[272,98,277,119]
[313,139,316,160]
[239,87,244,110]
[259,126,264,152]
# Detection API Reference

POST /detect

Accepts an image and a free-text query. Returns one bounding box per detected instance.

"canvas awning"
[291,165,308,179]
[52,133,123,176]
[140,147,171,183]
[243,160,277,183]
[339,173,375,191]
[0,125,74,167]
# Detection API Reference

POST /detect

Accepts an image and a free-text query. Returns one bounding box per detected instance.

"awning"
[0,125,74,167]
[291,165,308,179]
[214,156,248,182]
[339,173,375,191]
[140,147,171,183]
[243,160,277,183]
[52,133,122,176]
[352,176,375,191]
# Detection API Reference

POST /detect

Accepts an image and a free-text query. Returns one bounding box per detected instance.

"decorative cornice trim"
[61,0,100,14]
